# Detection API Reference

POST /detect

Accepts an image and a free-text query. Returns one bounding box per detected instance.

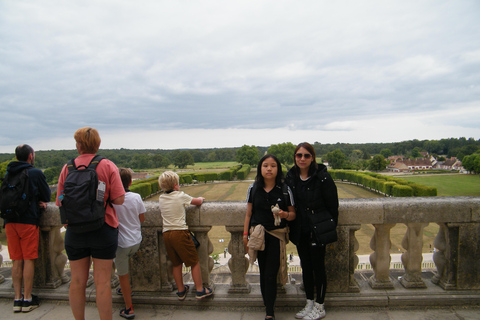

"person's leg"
[311,245,327,304]
[258,233,280,318]
[172,264,186,291]
[11,260,24,300]
[92,258,114,320]
[118,274,133,308]
[297,235,315,300]
[22,259,35,300]
[69,257,91,320]
[190,262,203,292]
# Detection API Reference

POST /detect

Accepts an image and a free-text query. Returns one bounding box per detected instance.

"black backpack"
[0,168,30,220]
[60,155,107,233]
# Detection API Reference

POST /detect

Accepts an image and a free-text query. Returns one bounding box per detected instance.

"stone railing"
[1,197,479,296]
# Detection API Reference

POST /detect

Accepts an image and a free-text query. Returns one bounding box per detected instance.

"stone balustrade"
[1,196,479,299]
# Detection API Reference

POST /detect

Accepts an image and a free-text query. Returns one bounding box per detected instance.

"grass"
[398,174,480,196]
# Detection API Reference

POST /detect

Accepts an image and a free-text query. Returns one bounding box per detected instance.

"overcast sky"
[1,0,479,153]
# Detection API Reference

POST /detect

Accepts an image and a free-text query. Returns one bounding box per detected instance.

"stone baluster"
[368,223,395,289]
[34,226,69,288]
[399,222,428,288]
[431,222,452,288]
[190,226,213,287]
[225,226,250,293]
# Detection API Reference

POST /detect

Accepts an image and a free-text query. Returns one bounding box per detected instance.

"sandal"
[196,287,214,299]
[120,307,135,319]
[176,285,190,301]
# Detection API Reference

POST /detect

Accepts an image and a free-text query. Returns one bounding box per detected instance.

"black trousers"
[257,232,280,317]
[296,232,327,304]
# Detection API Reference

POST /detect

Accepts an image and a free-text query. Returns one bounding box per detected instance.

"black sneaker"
[22,294,39,313]
[13,297,23,313]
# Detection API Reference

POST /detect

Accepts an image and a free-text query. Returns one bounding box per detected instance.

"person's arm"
[139,213,146,223]
[111,194,125,205]
[243,202,253,253]
[277,206,296,221]
[191,197,205,206]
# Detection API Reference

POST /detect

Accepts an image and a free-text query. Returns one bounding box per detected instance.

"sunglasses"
[295,153,312,159]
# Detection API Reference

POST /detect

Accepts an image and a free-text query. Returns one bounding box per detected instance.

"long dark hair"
[293,142,318,177]
[255,154,284,188]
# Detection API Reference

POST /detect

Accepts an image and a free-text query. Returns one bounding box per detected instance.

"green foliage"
[0,160,9,180]
[178,174,194,184]
[392,184,414,197]
[43,166,62,184]
[380,148,392,158]
[174,151,194,169]
[194,172,218,183]
[325,149,346,169]
[236,145,260,166]
[236,165,251,180]
[368,155,387,171]
[267,142,296,165]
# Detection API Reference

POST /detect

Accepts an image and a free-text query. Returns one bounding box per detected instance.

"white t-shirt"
[113,192,146,248]
[159,191,193,232]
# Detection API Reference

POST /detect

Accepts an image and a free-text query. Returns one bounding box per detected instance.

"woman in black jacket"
[285,142,339,320]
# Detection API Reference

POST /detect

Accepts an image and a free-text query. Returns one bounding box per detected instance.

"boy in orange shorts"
[158,171,213,300]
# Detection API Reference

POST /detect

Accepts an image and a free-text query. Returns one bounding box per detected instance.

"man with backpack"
[0,144,51,313]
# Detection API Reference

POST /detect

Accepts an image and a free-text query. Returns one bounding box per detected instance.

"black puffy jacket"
[285,164,339,246]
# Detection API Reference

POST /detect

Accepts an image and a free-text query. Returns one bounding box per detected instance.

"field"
[397,174,480,197]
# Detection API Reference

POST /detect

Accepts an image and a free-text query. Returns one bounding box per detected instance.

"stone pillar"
[225,226,250,293]
[34,226,69,288]
[400,222,428,288]
[451,222,480,290]
[131,228,171,292]
[432,223,457,290]
[368,223,395,289]
[190,226,213,287]
[326,225,360,293]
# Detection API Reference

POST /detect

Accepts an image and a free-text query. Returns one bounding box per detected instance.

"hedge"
[329,169,437,197]
[237,165,251,180]
[194,172,218,183]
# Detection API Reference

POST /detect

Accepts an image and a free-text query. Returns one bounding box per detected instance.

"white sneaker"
[295,299,314,319]
[303,302,326,320]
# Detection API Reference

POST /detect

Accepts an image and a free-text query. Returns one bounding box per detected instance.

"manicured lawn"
[399,174,480,196]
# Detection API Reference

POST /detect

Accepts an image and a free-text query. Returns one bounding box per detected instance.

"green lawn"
[399,174,480,196]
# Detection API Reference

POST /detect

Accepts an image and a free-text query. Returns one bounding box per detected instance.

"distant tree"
[380,148,392,159]
[361,150,371,160]
[174,151,194,169]
[43,166,62,184]
[368,155,387,171]
[411,147,422,158]
[267,142,296,165]
[152,154,171,168]
[325,149,346,169]
[236,145,260,166]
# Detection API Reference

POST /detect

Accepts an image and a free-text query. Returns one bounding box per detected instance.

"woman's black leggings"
[257,232,280,317]
[296,233,327,304]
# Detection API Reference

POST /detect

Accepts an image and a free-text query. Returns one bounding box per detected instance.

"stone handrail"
[1,196,479,294]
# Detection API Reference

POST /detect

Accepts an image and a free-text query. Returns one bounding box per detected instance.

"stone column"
[451,222,480,290]
[368,223,395,289]
[34,226,69,288]
[225,226,250,293]
[190,226,213,287]
[399,222,428,288]
[432,223,457,290]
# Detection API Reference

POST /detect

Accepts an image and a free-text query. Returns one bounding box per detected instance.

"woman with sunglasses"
[285,142,339,320]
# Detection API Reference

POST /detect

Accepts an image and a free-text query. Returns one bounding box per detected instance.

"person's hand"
[243,236,249,254]
[38,201,48,209]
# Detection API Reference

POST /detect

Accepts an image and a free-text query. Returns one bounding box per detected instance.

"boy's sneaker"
[295,299,313,319]
[303,302,325,320]
[13,296,23,313]
[22,294,40,313]
[120,306,135,319]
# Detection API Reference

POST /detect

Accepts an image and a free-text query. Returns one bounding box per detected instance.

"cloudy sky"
[1,0,479,153]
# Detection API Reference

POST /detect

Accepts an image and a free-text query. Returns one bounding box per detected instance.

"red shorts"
[5,223,40,260]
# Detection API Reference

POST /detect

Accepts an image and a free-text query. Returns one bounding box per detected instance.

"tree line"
[0,137,479,185]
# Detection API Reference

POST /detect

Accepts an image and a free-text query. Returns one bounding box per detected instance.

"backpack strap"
[88,155,104,169]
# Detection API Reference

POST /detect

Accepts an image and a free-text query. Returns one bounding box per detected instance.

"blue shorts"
[65,223,118,261]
